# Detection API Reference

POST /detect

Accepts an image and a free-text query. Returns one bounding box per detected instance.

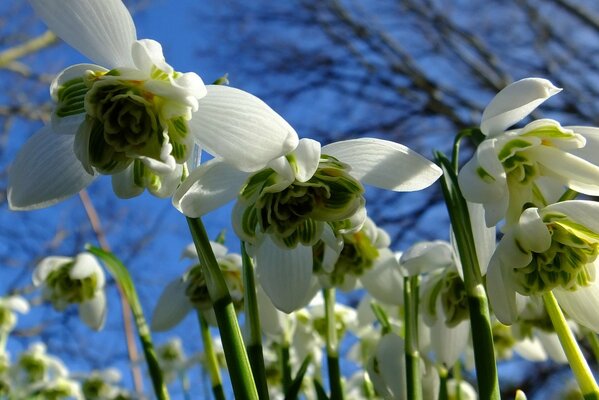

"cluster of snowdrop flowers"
[175,137,442,312]
[152,242,243,331]
[459,77,599,228]
[8,0,297,210]
[33,252,107,331]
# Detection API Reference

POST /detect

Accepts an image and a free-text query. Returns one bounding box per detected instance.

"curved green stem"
[543,291,599,398]
[187,217,258,400]
[86,246,169,400]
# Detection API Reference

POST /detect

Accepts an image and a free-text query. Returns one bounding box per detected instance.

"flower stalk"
[403,275,422,400]
[186,217,258,399]
[198,312,225,400]
[324,287,344,400]
[435,152,500,400]
[543,291,599,398]
[241,242,270,399]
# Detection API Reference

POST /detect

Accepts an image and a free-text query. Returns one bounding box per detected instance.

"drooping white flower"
[487,200,599,329]
[8,0,298,210]
[317,215,392,292]
[174,137,442,312]
[458,78,599,227]
[11,343,68,389]
[151,242,243,331]
[79,368,131,400]
[0,296,29,334]
[33,252,106,331]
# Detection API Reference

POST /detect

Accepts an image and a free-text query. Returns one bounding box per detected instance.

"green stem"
[437,367,448,400]
[435,153,500,400]
[323,287,344,400]
[453,361,462,400]
[86,246,169,400]
[403,275,422,400]
[186,217,258,400]
[198,312,226,400]
[588,332,599,365]
[543,291,599,397]
[241,242,270,400]
[281,342,292,394]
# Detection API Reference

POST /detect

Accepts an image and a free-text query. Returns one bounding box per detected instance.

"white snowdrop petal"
[322,138,442,191]
[79,291,107,331]
[151,279,193,331]
[8,127,96,210]
[29,0,137,68]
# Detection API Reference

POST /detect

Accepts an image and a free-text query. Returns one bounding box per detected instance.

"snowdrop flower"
[487,200,599,328]
[33,253,106,330]
[367,333,439,400]
[80,368,131,400]
[155,338,197,384]
[175,137,442,312]
[0,295,29,333]
[8,0,298,210]
[458,78,599,227]
[151,242,243,331]
[26,376,83,400]
[316,215,392,291]
[411,241,471,368]
[12,343,68,386]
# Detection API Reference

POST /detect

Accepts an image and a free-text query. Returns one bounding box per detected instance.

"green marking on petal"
[56,77,88,118]
[476,166,496,183]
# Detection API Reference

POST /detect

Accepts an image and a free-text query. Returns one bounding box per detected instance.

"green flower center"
[513,215,599,295]
[56,71,191,176]
[239,155,364,248]
[45,263,99,307]
[316,230,379,286]
[185,263,243,311]
[82,377,107,398]
[439,271,469,327]
[497,139,539,186]
[19,354,46,383]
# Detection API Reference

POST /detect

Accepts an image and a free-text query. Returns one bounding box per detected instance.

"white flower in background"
[151,242,243,331]
[155,338,197,384]
[0,295,29,334]
[11,343,68,388]
[33,252,106,331]
[26,376,84,400]
[79,368,131,400]
[175,137,442,312]
[458,77,599,227]
[367,333,439,400]
[487,200,599,329]
[447,379,477,400]
[8,0,298,210]
[406,240,471,368]
[316,215,392,292]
